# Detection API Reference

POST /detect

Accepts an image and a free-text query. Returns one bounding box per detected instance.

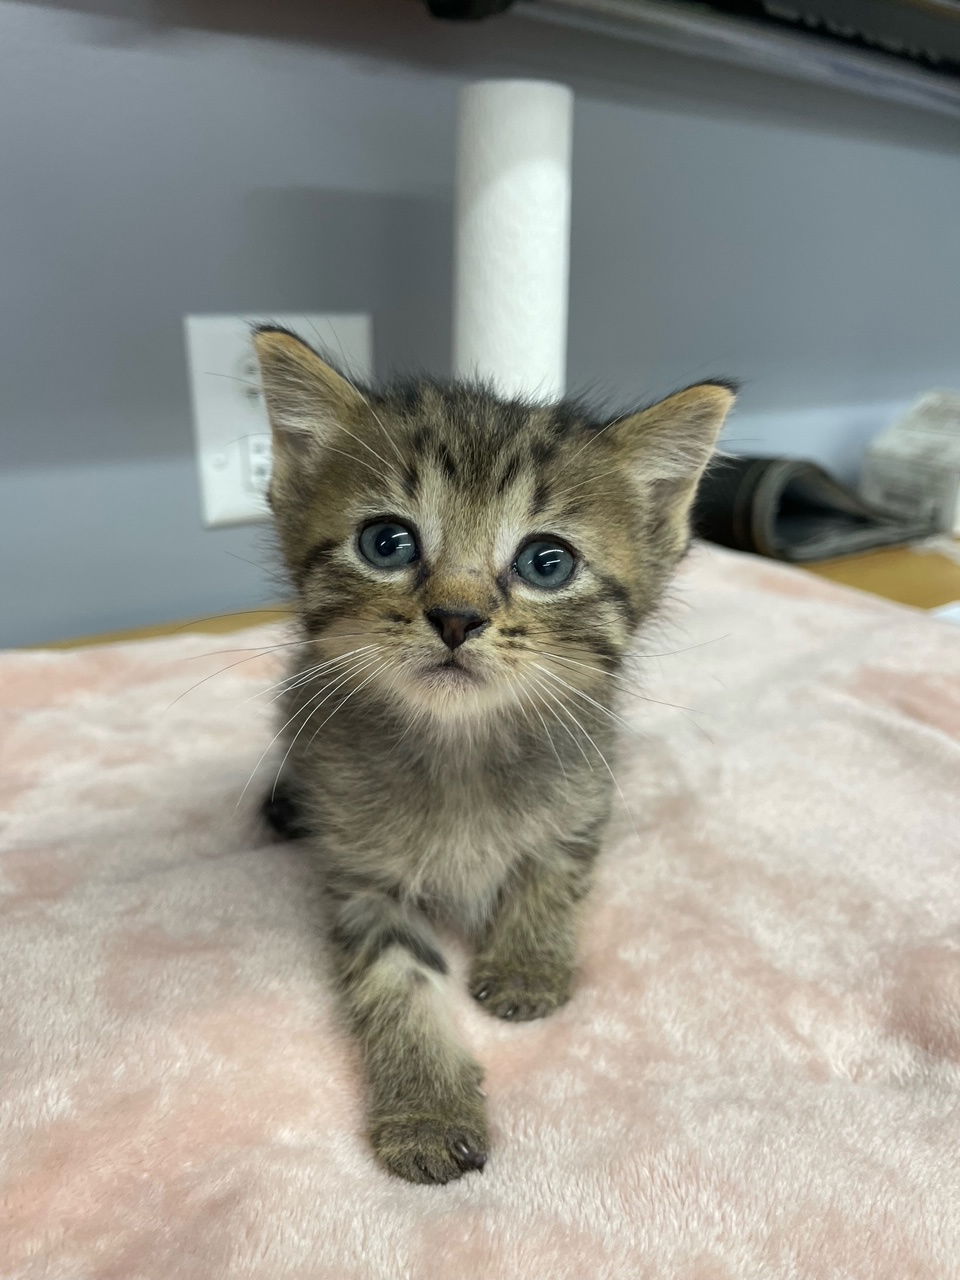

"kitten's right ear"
[252,327,365,460]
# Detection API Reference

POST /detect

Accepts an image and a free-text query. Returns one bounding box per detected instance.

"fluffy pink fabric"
[2,546,959,1279]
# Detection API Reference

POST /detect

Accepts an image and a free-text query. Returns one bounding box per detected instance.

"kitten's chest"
[382,765,548,909]
[314,733,574,919]
[407,788,533,919]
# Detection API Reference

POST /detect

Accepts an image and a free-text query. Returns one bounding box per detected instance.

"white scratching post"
[452,79,573,400]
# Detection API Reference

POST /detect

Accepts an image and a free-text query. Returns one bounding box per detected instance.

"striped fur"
[254,327,735,1183]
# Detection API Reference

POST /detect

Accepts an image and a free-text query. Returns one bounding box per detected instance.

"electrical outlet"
[184,313,373,527]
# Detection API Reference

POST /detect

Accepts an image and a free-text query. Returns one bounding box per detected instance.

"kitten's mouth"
[421,655,480,687]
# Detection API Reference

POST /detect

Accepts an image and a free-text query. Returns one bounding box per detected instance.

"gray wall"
[2,0,958,646]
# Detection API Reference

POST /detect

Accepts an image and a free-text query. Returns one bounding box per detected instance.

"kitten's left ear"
[613,381,736,507]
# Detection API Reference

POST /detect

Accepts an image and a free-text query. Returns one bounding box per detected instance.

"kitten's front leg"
[329,882,488,1184]
[470,839,599,1022]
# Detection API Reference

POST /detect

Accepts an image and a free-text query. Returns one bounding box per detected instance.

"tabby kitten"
[253,327,734,1185]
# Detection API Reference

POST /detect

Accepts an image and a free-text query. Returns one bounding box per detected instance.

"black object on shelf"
[424,0,516,17]
[689,0,960,83]
[694,456,938,562]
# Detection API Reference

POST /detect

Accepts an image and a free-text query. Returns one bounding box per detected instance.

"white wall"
[2,0,958,645]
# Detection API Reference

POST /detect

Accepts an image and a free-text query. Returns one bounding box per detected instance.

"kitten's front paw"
[370,1096,489,1185]
[470,960,573,1021]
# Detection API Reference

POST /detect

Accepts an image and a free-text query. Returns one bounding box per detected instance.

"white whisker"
[166,648,294,711]
[185,640,304,660]
[238,644,378,707]
[269,653,386,800]
[534,648,706,717]
[530,672,643,843]
[317,444,387,480]
[551,463,629,502]
[527,674,593,771]
[329,417,401,482]
[517,677,568,780]
[557,413,629,471]
[301,659,391,753]
[236,650,382,808]
[268,645,379,703]
[308,316,407,468]
[533,663,638,739]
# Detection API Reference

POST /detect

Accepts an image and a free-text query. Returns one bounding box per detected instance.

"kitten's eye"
[514,538,576,590]
[358,521,419,569]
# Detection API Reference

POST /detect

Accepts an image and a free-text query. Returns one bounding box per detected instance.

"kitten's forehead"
[389,383,552,462]
[376,382,585,548]
[381,382,586,497]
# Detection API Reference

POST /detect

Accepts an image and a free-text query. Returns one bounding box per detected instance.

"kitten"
[253,327,735,1184]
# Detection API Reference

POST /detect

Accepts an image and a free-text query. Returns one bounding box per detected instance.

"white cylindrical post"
[453,79,573,400]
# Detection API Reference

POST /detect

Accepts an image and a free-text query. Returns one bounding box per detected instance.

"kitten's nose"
[425,607,489,651]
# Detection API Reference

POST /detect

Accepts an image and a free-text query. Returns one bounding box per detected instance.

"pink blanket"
[3,546,960,1279]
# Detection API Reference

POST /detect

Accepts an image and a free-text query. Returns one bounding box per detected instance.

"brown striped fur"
[254,327,735,1183]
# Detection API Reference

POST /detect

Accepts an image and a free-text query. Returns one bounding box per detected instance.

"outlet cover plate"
[184,313,373,527]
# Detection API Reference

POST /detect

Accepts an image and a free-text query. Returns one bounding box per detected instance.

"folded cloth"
[695,455,937,561]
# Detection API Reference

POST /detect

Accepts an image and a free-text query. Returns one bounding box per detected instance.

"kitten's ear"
[613,382,736,507]
[252,327,365,459]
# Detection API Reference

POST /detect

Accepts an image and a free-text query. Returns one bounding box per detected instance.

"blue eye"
[359,521,419,569]
[514,538,576,590]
